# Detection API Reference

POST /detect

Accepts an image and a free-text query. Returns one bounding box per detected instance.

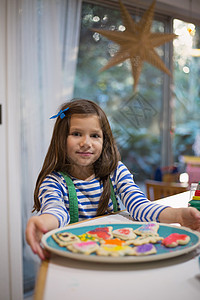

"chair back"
[145,179,188,201]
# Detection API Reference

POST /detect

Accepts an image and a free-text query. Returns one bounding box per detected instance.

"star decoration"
[92,0,177,91]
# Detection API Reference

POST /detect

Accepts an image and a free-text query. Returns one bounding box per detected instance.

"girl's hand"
[26,214,59,260]
[159,207,200,232]
[177,207,200,231]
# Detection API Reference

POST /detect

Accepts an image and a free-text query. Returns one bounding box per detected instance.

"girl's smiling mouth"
[76,151,93,156]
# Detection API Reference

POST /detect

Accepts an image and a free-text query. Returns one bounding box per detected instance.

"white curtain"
[0,0,23,298]
[20,0,82,293]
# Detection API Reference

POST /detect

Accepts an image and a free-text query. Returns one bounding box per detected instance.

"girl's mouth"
[77,151,93,156]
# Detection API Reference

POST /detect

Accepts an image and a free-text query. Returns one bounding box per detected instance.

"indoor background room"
[0,0,200,299]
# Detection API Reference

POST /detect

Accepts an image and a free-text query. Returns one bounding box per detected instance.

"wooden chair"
[162,172,180,183]
[145,179,188,201]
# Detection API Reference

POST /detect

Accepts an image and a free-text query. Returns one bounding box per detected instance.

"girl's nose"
[80,135,91,147]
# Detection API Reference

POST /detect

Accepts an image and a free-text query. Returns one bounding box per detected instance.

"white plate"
[42,222,200,263]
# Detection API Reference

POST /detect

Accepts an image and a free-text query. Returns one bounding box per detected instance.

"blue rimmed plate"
[41,222,200,263]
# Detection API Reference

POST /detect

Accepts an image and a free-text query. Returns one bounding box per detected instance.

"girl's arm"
[159,206,200,231]
[26,214,59,260]
[26,173,70,259]
[38,173,70,227]
[113,162,200,231]
[113,162,167,221]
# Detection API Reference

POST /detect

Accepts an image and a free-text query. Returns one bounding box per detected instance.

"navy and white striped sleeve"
[112,162,168,222]
[38,173,70,227]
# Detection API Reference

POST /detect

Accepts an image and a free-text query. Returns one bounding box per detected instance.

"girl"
[26,98,200,260]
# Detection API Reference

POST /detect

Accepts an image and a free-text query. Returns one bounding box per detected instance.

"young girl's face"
[66,114,103,180]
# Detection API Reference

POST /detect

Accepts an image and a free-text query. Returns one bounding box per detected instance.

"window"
[74,2,172,184]
[173,19,200,160]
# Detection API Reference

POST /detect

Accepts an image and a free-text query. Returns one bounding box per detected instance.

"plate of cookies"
[41,222,200,263]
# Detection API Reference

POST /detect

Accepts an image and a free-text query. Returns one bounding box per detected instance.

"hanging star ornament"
[92,0,177,91]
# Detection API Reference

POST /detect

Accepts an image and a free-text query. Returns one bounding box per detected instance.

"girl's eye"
[91,133,100,138]
[71,132,81,136]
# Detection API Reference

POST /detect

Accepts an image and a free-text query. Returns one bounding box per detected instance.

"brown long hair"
[33,98,121,215]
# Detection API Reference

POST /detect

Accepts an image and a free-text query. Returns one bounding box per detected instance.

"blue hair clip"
[50,107,69,119]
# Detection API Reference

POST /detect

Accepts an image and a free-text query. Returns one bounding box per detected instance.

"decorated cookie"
[132,243,157,256]
[52,231,80,247]
[87,226,113,240]
[67,241,99,255]
[134,222,159,236]
[162,233,190,248]
[77,233,98,242]
[126,235,163,246]
[96,244,134,257]
[112,227,137,240]
[100,238,126,246]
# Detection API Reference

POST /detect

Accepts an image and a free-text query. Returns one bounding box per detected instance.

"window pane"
[173,20,200,160]
[74,3,167,183]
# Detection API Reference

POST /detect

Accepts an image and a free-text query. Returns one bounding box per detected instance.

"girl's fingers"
[34,243,46,260]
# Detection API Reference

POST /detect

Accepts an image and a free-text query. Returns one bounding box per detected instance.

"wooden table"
[34,191,200,300]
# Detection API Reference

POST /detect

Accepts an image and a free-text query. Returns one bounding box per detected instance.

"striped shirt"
[39,161,167,227]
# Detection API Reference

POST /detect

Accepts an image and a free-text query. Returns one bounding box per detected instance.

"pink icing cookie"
[162,233,190,248]
[87,226,113,240]
[112,228,137,240]
[67,241,99,255]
